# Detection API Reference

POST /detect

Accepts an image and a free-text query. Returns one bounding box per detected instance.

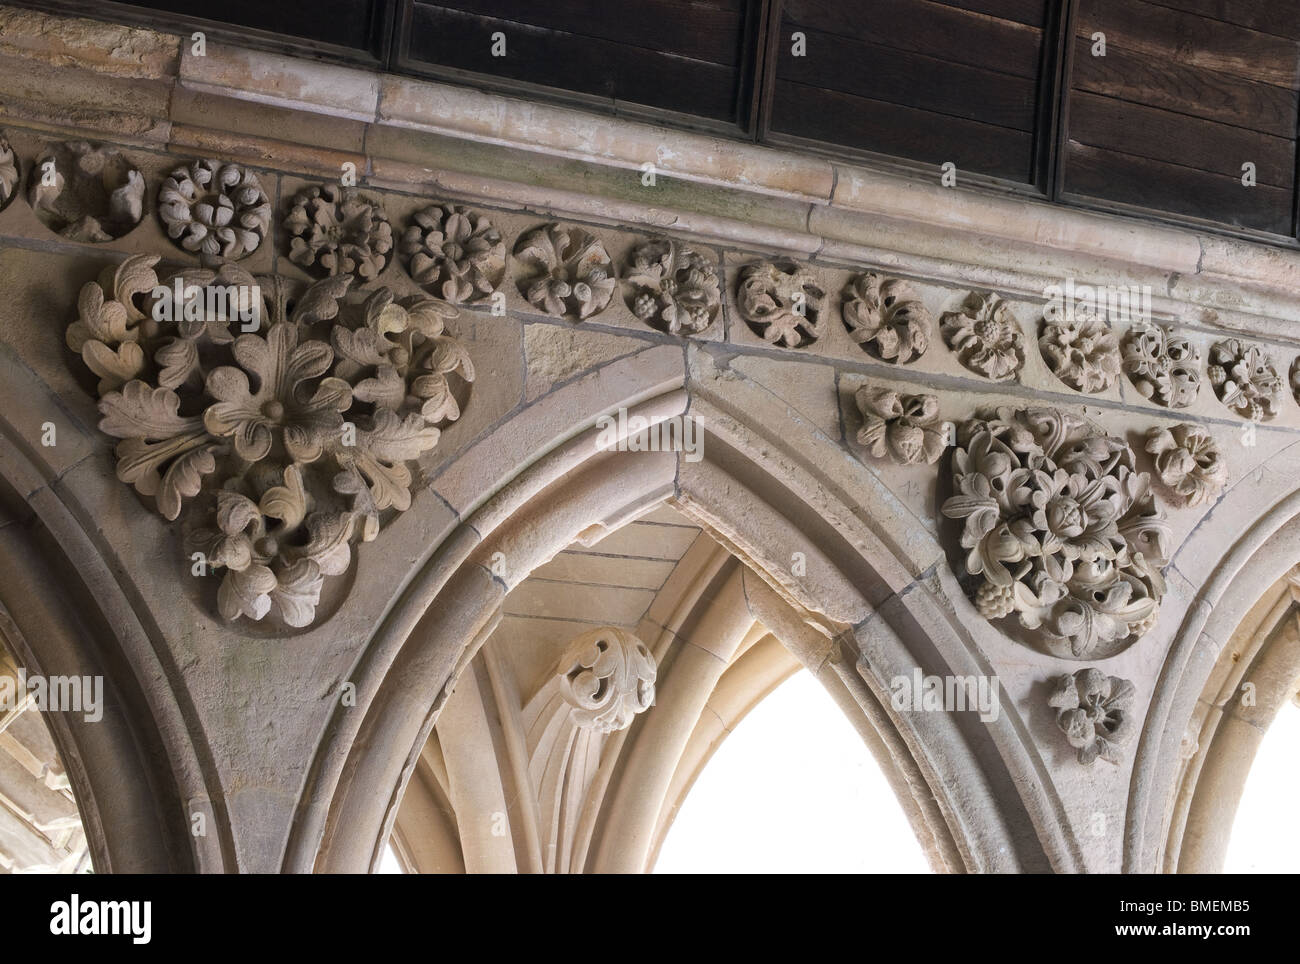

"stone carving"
[841,273,930,363]
[27,140,144,242]
[736,260,825,348]
[1145,424,1226,508]
[1290,356,1300,408]
[0,133,18,213]
[1208,338,1281,422]
[940,292,1025,381]
[942,407,1169,660]
[855,385,948,465]
[1039,305,1121,393]
[1048,668,1136,766]
[624,239,720,336]
[557,628,656,733]
[67,254,474,628]
[283,183,393,283]
[399,204,505,304]
[157,159,271,260]
[513,223,615,321]
[1122,324,1201,409]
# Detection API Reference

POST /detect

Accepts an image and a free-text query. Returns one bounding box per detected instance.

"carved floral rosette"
[1121,324,1201,409]
[941,407,1170,660]
[557,628,657,733]
[736,260,825,348]
[1145,424,1226,508]
[399,204,505,304]
[0,132,18,213]
[841,273,930,363]
[1290,356,1300,408]
[1048,668,1136,766]
[28,140,145,242]
[1208,338,1281,422]
[157,159,271,260]
[66,254,474,628]
[283,183,393,283]
[855,385,948,465]
[623,238,720,336]
[1039,305,1121,393]
[513,223,615,321]
[940,292,1025,381]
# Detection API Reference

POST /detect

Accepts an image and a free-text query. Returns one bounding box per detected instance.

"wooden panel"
[1071,35,1299,138]
[1075,0,1300,88]
[1137,0,1300,41]
[772,81,1035,182]
[1063,142,1294,234]
[1069,91,1294,187]
[783,0,1045,78]
[404,1,750,123]
[776,27,1037,130]
[926,0,1047,27]
[120,0,386,53]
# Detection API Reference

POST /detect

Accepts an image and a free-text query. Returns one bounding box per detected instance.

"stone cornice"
[2,4,1299,347]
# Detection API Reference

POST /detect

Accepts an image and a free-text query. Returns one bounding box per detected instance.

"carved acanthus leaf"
[841,273,930,363]
[941,407,1169,660]
[736,260,825,348]
[557,628,657,733]
[69,255,474,629]
[1048,668,1136,765]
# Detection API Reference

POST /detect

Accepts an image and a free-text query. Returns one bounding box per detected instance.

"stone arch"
[288,345,1082,874]
[1125,466,1300,873]
[0,369,234,872]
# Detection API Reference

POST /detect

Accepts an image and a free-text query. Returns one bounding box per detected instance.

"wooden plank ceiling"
[21,0,1300,243]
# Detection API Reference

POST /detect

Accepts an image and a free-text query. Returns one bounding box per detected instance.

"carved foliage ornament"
[940,292,1025,381]
[514,223,615,321]
[1145,424,1226,508]
[1122,324,1201,409]
[1209,338,1281,422]
[28,140,144,242]
[284,183,393,283]
[1048,668,1136,766]
[558,628,656,733]
[855,386,948,465]
[0,133,17,213]
[1039,305,1121,394]
[736,260,825,348]
[67,255,474,628]
[399,204,505,304]
[941,408,1169,660]
[158,159,271,260]
[841,273,930,363]
[624,238,720,336]
[1290,356,1300,409]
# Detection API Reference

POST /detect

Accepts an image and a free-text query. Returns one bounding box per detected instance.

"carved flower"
[1122,325,1201,408]
[557,628,657,733]
[736,261,825,348]
[1048,668,1136,765]
[624,239,720,335]
[1293,356,1300,408]
[941,408,1169,660]
[1040,306,1121,393]
[842,273,930,363]
[68,254,474,629]
[855,386,948,465]
[1145,424,1226,508]
[399,204,504,303]
[27,140,144,242]
[1208,338,1281,422]
[158,159,271,259]
[0,133,18,213]
[283,183,393,282]
[940,292,1025,381]
[513,223,615,320]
